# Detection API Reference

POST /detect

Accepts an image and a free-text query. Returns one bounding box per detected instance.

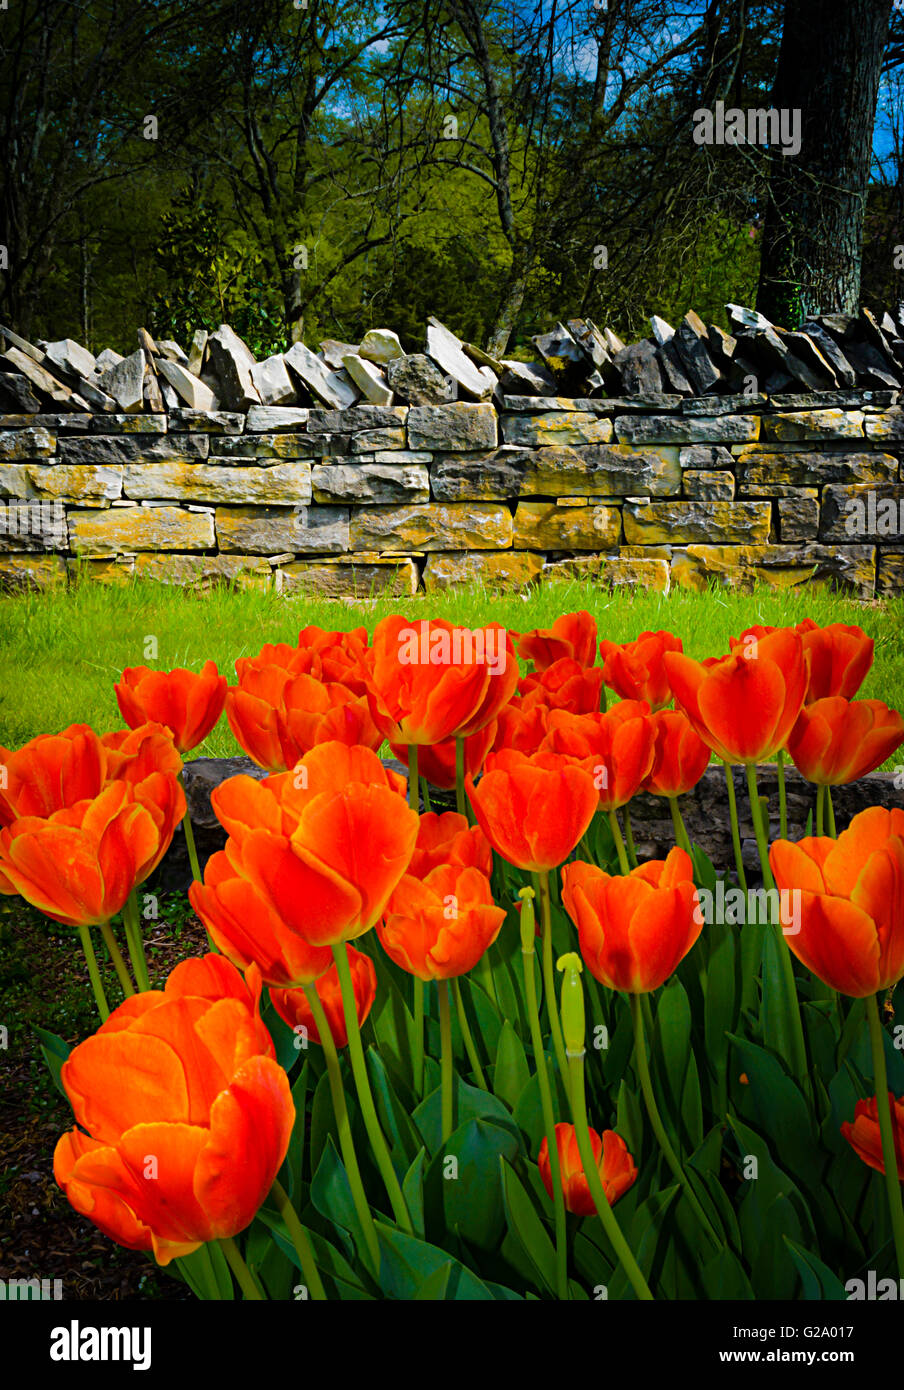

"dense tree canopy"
[1,0,901,353]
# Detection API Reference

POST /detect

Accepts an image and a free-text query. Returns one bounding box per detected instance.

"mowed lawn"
[1,577,903,764]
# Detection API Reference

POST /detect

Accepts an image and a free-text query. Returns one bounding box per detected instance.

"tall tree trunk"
[486,243,534,358]
[756,0,892,325]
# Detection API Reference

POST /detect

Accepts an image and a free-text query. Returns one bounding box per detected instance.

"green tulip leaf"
[493,1019,531,1109]
[499,1156,557,1296]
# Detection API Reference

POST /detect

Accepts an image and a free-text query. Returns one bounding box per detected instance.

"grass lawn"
[1,576,902,760]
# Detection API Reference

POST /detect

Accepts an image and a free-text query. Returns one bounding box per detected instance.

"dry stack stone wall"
[1,309,903,599]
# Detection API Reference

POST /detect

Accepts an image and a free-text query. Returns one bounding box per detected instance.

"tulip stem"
[533,871,569,1081]
[776,751,788,841]
[816,783,825,837]
[866,994,904,1281]
[270,1177,328,1300]
[566,1046,653,1300]
[78,925,110,1021]
[455,736,466,818]
[452,977,487,1089]
[302,984,381,1273]
[622,808,639,869]
[98,919,135,999]
[723,762,747,891]
[331,943,413,1235]
[407,744,426,1099]
[412,978,425,1099]
[745,762,810,1093]
[122,890,150,992]
[407,743,420,814]
[438,979,455,1143]
[455,737,476,826]
[519,892,569,1300]
[826,784,837,839]
[667,796,692,856]
[178,773,202,882]
[219,1237,265,1300]
[629,993,721,1253]
[607,810,630,875]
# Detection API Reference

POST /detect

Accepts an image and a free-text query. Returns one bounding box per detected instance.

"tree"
[0,0,226,335]
[756,0,893,324]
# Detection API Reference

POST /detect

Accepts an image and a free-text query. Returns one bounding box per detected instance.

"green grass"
[1,576,902,756]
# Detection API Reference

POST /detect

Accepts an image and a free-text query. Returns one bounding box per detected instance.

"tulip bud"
[518,886,536,954]
[557,951,585,1057]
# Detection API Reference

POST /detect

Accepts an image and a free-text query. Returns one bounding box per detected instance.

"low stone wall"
[1,393,903,598]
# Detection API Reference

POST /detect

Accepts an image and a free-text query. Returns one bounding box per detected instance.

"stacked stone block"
[1,393,902,599]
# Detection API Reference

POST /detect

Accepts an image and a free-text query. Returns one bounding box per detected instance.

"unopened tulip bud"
[557,951,585,1056]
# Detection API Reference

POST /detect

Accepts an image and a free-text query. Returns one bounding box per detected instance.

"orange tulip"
[406,810,493,879]
[841,1093,904,1181]
[189,850,334,987]
[192,742,418,951]
[225,664,294,772]
[269,944,377,1048]
[277,677,381,761]
[663,628,808,764]
[366,615,518,744]
[769,806,904,997]
[227,658,380,773]
[234,640,319,684]
[0,777,186,923]
[642,709,711,797]
[561,848,702,993]
[99,722,184,786]
[599,630,683,711]
[542,702,656,811]
[379,864,506,980]
[799,621,875,703]
[390,722,497,791]
[467,749,598,872]
[786,698,904,786]
[729,619,874,704]
[538,1123,637,1216]
[518,658,604,715]
[53,953,293,1265]
[0,724,107,826]
[517,611,598,671]
[297,624,371,696]
[114,662,227,754]
[492,702,551,754]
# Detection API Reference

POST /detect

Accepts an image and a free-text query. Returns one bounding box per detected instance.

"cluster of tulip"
[1,608,903,1300]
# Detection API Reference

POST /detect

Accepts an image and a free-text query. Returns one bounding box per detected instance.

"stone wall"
[1,393,903,599]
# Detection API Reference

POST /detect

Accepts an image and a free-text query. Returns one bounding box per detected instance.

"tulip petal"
[194,1056,294,1239]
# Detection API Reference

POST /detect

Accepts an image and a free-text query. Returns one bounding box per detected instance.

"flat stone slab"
[615,414,760,444]
[624,500,772,544]
[0,427,54,458]
[68,505,215,553]
[349,501,512,551]
[407,402,497,451]
[245,406,310,432]
[311,462,429,504]
[430,444,680,499]
[513,501,621,549]
[59,434,209,464]
[215,504,349,554]
[122,461,312,505]
[500,412,614,447]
